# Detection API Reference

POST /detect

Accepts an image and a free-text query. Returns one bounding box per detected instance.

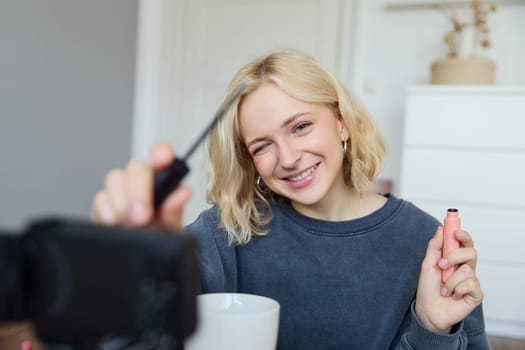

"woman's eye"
[252,144,269,156]
[294,122,311,133]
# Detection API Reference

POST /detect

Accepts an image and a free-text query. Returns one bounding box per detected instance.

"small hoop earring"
[256,176,271,194]
[342,139,348,153]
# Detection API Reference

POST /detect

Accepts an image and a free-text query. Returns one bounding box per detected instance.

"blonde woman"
[92,49,489,349]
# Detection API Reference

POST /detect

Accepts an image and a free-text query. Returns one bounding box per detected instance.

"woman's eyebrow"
[281,112,310,128]
[246,136,268,148]
[246,112,311,148]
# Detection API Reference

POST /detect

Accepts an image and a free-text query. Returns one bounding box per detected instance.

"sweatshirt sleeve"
[395,302,491,350]
[185,207,238,293]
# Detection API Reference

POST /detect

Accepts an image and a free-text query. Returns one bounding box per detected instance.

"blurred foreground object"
[0,218,201,350]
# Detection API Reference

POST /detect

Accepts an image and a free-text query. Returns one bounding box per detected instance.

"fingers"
[91,190,118,225]
[91,141,189,230]
[415,226,484,332]
[420,227,443,274]
[454,277,484,305]
[440,263,483,305]
[91,168,132,225]
[440,245,478,271]
[126,159,155,225]
[439,228,482,305]
[440,229,477,270]
[150,141,175,171]
[91,159,154,227]
[159,185,193,231]
[104,169,129,222]
[456,229,474,248]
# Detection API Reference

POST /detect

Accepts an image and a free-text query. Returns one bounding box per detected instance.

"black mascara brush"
[153,83,246,210]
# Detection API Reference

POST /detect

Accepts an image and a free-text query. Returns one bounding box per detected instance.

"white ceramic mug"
[184,293,280,350]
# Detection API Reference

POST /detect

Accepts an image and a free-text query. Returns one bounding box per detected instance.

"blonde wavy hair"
[207,49,387,245]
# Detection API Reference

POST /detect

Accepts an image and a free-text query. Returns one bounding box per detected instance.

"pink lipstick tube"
[442,208,461,283]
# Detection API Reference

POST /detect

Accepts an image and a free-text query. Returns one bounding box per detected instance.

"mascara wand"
[153,84,246,210]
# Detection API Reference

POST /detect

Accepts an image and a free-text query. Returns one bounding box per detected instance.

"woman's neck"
[291,186,364,221]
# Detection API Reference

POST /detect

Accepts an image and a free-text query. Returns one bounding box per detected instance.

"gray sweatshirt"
[186,194,490,349]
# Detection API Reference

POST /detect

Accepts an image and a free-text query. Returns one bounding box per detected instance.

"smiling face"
[239,82,350,215]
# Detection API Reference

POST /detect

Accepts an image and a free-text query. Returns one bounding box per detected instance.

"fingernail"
[131,203,149,224]
[441,286,449,297]
[439,259,448,268]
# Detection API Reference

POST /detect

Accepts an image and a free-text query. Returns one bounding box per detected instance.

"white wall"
[0,1,138,229]
[351,0,525,192]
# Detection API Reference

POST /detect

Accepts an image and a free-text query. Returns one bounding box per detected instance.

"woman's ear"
[337,114,350,142]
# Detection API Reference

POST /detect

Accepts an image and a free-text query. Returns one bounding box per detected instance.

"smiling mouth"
[287,164,319,182]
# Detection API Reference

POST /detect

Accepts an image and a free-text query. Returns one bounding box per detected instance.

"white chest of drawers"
[400,86,525,338]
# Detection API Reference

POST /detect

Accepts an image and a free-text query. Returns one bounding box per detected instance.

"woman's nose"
[278,141,301,168]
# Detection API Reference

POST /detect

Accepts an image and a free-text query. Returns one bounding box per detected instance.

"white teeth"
[288,165,316,182]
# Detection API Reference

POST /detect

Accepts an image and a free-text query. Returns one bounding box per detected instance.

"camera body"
[0,218,201,348]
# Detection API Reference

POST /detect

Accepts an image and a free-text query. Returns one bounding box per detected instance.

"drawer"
[400,148,525,207]
[404,88,525,149]
[408,201,525,265]
[477,262,525,325]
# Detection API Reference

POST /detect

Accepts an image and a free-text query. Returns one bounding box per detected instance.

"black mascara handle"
[153,158,190,210]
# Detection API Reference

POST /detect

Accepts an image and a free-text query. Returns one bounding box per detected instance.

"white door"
[133,0,357,224]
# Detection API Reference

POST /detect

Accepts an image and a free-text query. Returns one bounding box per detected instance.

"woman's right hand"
[90,142,193,231]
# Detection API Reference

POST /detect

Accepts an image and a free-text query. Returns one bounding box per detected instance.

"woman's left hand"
[415,227,484,333]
